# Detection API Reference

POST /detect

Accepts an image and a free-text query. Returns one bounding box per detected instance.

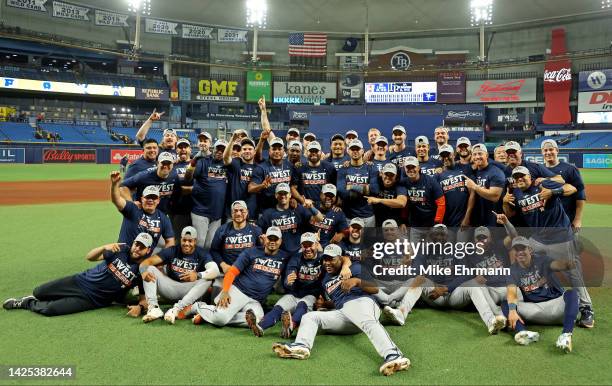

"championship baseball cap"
[432,224,448,233]
[415,136,429,145]
[382,163,398,175]
[345,130,359,138]
[300,232,317,245]
[231,200,247,210]
[241,138,256,147]
[287,128,300,136]
[438,144,454,155]
[456,137,472,147]
[233,129,247,137]
[134,233,153,248]
[158,152,174,163]
[348,139,363,149]
[213,139,228,149]
[266,226,282,239]
[275,183,291,194]
[474,226,491,240]
[322,183,337,196]
[375,135,388,145]
[505,141,522,152]
[511,236,531,249]
[404,156,419,167]
[142,185,160,197]
[331,133,345,142]
[541,139,558,149]
[350,218,365,228]
[322,244,342,259]
[198,131,212,140]
[307,141,322,152]
[382,219,398,228]
[163,128,177,137]
[512,166,530,177]
[232,142,242,150]
[304,132,317,140]
[269,137,284,147]
[471,143,488,153]
[181,226,198,239]
[392,125,406,134]
[288,140,302,150]
[177,138,191,147]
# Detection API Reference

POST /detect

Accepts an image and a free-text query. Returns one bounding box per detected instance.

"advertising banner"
[43,148,96,163]
[193,79,244,102]
[338,74,363,103]
[111,149,143,164]
[178,77,191,101]
[443,108,484,122]
[364,82,437,104]
[542,28,572,124]
[52,1,89,21]
[578,69,612,92]
[246,71,271,102]
[94,9,129,27]
[273,82,337,104]
[578,90,612,112]
[1,77,135,97]
[0,148,25,163]
[6,0,47,12]
[583,154,612,168]
[437,72,466,103]
[136,87,169,101]
[466,78,537,103]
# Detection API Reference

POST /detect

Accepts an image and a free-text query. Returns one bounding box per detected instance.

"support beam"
[252,27,258,62]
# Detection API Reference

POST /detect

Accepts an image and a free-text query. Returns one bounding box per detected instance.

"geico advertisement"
[0,77,135,97]
[194,79,243,102]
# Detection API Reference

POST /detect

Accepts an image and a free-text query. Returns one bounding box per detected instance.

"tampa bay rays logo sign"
[391,52,411,70]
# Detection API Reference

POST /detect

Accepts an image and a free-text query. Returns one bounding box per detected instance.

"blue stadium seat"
[0,122,47,142]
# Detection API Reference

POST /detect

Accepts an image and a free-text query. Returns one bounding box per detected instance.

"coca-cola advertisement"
[543,28,572,124]
[43,148,96,163]
[437,72,466,103]
[111,149,143,164]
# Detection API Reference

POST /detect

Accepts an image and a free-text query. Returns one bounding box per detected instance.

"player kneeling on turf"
[139,226,220,324]
[191,227,289,328]
[3,234,153,317]
[501,237,579,353]
[272,244,410,377]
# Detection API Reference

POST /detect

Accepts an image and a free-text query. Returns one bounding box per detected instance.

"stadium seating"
[524,132,612,149]
[0,122,47,142]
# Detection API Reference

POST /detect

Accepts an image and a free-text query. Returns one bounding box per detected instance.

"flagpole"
[364,0,369,66]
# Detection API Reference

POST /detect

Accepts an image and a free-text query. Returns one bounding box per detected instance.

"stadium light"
[127,0,151,16]
[603,0,611,8]
[246,0,267,29]
[470,0,493,26]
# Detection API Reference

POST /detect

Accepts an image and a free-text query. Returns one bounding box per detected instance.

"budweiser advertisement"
[542,28,572,124]
[466,78,537,103]
[578,90,612,112]
[43,148,96,163]
[111,149,143,164]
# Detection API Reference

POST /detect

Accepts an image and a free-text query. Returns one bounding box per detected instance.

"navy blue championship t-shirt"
[118,201,174,250]
[158,245,212,282]
[233,247,289,303]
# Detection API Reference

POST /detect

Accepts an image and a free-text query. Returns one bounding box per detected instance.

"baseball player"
[501,237,580,353]
[292,141,336,208]
[135,109,176,154]
[464,144,505,227]
[365,163,408,227]
[388,125,412,168]
[370,136,390,172]
[308,184,349,247]
[541,139,586,231]
[124,139,159,180]
[493,145,507,166]
[110,172,174,251]
[400,156,446,243]
[168,138,193,237]
[272,244,410,377]
[363,127,382,161]
[336,139,380,226]
[455,137,474,176]
[286,127,300,144]
[328,133,349,171]
[139,226,219,324]
[191,227,289,328]
[120,151,181,214]
[414,136,443,176]
[432,126,450,157]
[287,140,307,167]
[503,141,563,184]
[258,183,324,254]
[3,233,153,316]
[185,139,229,249]
[339,218,367,261]
[302,133,317,153]
[196,131,213,158]
[230,141,242,159]
[224,134,258,220]
[344,130,359,147]
[119,154,129,174]
[503,166,594,328]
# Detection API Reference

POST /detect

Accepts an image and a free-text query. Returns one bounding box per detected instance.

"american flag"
[288,33,327,57]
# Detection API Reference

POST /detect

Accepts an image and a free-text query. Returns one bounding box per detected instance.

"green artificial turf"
[0,201,611,385]
[579,169,612,185]
[0,164,117,182]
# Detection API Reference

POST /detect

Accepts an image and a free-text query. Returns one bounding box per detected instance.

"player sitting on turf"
[139,226,219,324]
[3,233,152,317]
[191,227,289,328]
[500,236,580,353]
[272,244,410,377]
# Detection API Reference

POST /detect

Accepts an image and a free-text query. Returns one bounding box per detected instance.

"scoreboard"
[365,82,437,104]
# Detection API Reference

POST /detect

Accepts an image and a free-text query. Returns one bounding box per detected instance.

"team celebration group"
[3,98,594,376]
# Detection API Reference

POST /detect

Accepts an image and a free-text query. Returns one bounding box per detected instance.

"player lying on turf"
[3,233,153,317]
[272,244,410,377]
[500,237,580,353]
[139,226,220,324]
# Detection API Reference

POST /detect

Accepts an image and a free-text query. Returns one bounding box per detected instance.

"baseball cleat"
[272,342,310,360]
[177,305,193,320]
[379,354,410,376]
[2,295,35,310]
[488,315,507,335]
[383,306,405,326]
[245,309,264,337]
[192,314,204,325]
[142,305,164,323]
[164,307,179,324]
[578,307,594,328]
[514,330,540,346]
[280,310,294,339]
[555,333,573,353]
